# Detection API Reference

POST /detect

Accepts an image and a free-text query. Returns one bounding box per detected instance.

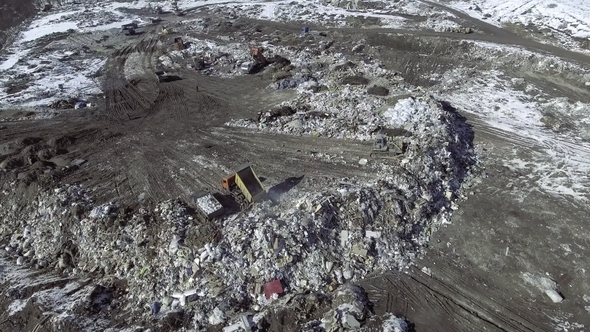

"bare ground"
[1,2,590,332]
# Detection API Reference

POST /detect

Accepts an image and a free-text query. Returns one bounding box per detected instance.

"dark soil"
[367,85,389,96]
[0,0,36,48]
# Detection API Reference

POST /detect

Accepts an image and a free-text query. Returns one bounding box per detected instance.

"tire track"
[361,265,552,332]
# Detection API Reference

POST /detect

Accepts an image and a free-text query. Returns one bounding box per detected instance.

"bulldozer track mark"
[362,267,550,332]
[412,265,550,332]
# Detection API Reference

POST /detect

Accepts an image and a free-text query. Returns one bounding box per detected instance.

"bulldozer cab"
[250,47,266,64]
[371,133,405,157]
[374,133,388,150]
[221,174,235,190]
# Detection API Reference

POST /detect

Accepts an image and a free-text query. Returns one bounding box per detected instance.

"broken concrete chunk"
[208,307,226,325]
[545,289,564,303]
[344,313,361,329]
[340,230,350,247]
[325,261,334,272]
[366,231,381,238]
[342,269,353,280]
[352,44,365,53]
[358,158,368,165]
[171,289,198,306]
[222,323,243,332]
[240,315,252,331]
[351,244,367,257]
[382,314,409,332]
[49,157,70,167]
[71,158,87,166]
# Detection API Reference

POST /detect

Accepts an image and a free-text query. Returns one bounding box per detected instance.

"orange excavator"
[250,47,267,66]
[244,47,269,74]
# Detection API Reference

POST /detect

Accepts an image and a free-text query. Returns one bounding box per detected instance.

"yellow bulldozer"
[369,132,405,160]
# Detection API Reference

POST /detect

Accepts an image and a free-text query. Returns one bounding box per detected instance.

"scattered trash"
[150,302,161,314]
[88,203,117,219]
[365,231,381,238]
[322,285,370,331]
[193,192,224,219]
[208,307,227,325]
[223,315,252,332]
[172,289,198,306]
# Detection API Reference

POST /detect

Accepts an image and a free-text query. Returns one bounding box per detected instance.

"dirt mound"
[342,75,370,85]
[367,85,389,96]
[47,135,76,149]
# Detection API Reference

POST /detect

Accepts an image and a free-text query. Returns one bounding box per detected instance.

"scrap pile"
[0,90,476,329]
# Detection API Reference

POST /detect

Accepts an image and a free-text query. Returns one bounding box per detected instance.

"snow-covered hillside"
[448,0,590,38]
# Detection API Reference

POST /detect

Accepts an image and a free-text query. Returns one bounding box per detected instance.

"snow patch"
[448,0,590,47]
[436,69,590,200]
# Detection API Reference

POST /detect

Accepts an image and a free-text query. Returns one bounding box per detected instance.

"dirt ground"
[2,2,590,332]
[357,115,590,332]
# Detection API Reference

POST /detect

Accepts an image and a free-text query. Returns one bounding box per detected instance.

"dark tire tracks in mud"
[362,265,551,332]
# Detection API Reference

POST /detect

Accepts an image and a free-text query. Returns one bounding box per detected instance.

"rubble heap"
[0,92,476,330]
[0,9,477,329]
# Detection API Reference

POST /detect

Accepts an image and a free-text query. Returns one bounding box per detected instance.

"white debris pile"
[196,194,223,216]
[183,96,475,317]
[0,52,106,107]
[159,37,253,77]
[75,200,199,306]
[1,185,94,270]
[320,285,370,331]
[422,13,461,32]
[382,314,410,332]
[206,2,368,28]
[0,93,476,325]
[60,9,127,30]
[541,98,590,137]
[232,86,386,140]
[228,56,412,141]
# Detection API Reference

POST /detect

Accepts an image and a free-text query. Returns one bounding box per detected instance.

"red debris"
[263,279,283,299]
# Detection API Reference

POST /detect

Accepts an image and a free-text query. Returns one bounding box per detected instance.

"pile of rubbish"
[1,185,95,270]
[159,38,254,77]
[231,85,388,141]
[65,9,126,29]
[0,90,476,328]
